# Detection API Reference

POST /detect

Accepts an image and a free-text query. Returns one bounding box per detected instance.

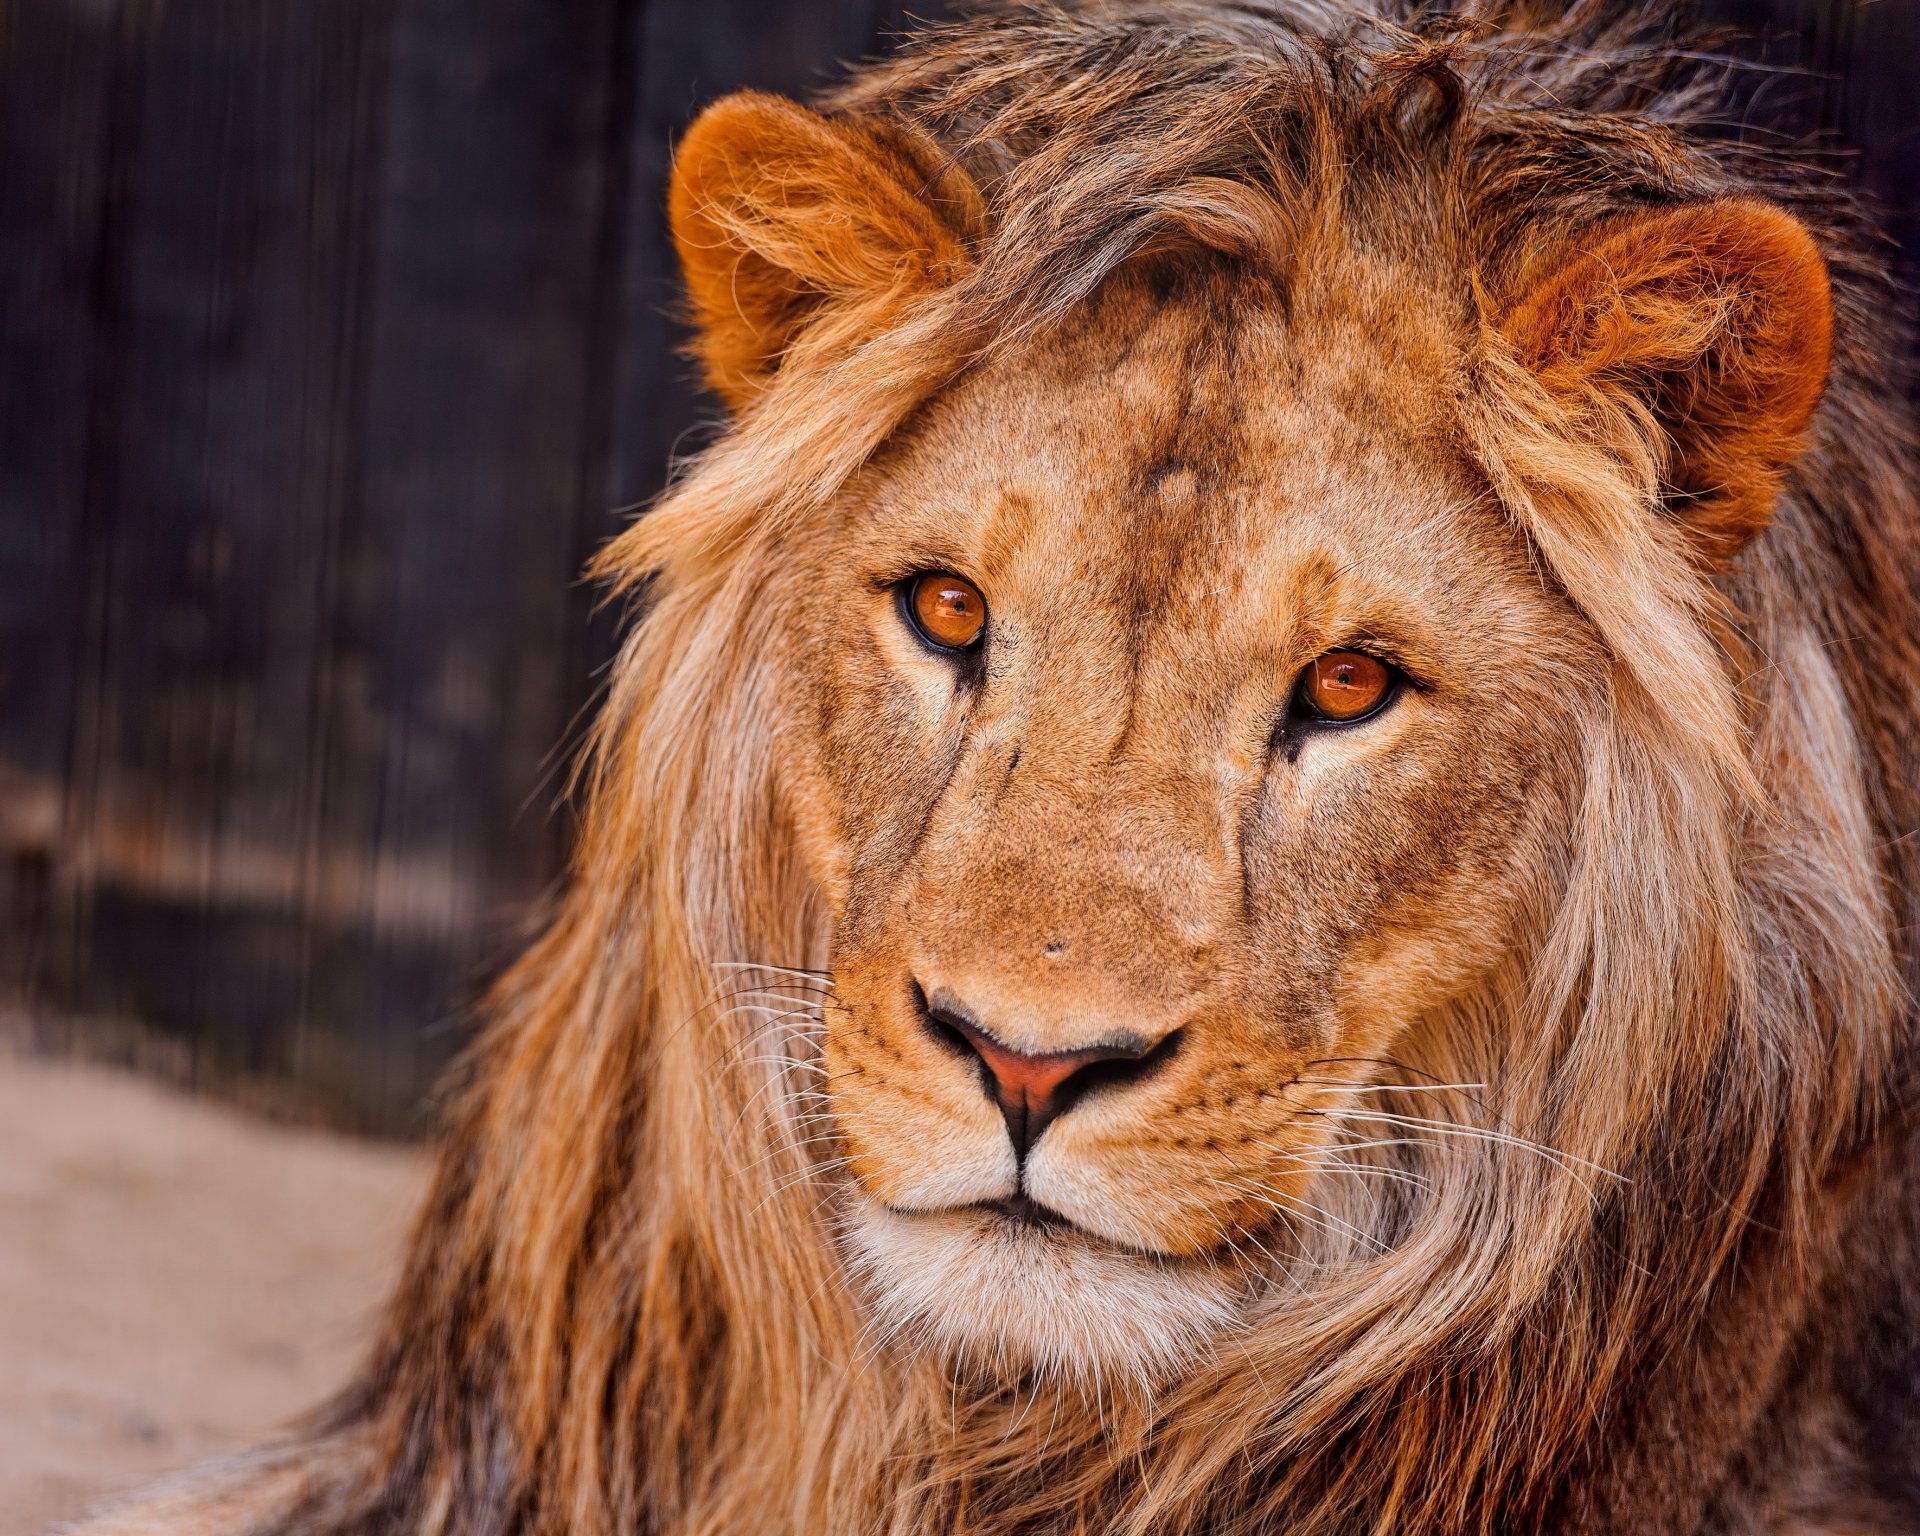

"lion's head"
[95,7,1918,1536]
[643,32,1856,1393]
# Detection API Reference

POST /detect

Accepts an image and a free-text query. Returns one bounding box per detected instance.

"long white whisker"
[710,960,833,983]
[1289,1079,1489,1097]
[1310,1109,1625,1185]
[1230,1179,1392,1254]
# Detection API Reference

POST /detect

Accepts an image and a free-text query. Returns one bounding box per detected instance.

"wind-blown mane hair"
[104,4,1918,1534]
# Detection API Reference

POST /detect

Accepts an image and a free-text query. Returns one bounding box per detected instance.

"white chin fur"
[842,1196,1242,1388]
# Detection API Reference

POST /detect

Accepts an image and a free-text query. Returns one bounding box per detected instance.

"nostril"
[1054,1026,1183,1113]
[925,1014,971,1054]
[914,982,975,1057]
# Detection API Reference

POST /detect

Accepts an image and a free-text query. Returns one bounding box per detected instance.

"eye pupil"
[907,572,987,650]
[1301,650,1393,721]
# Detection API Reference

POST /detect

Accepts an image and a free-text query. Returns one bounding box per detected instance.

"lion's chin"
[841,1196,1243,1389]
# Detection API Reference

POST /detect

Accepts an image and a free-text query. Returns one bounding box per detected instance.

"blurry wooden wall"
[0,0,948,1129]
[0,0,1913,1132]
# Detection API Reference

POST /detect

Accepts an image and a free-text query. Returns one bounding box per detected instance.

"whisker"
[717,996,835,1024]
[1306,1108,1625,1185]
[734,1053,827,1075]
[1223,1175,1393,1254]
[1283,1153,1431,1193]
[751,1157,857,1214]
[1290,1078,1488,1097]
[710,960,834,983]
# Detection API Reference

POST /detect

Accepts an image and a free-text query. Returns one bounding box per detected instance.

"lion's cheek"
[824,1033,1015,1210]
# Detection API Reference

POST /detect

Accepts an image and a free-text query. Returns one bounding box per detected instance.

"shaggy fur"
[76,3,1918,1534]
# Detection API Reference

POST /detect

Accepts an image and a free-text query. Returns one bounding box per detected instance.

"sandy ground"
[0,1050,428,1535]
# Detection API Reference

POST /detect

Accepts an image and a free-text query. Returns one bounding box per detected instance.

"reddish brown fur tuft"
[1503,197,1835,562]
[669,92,981,409]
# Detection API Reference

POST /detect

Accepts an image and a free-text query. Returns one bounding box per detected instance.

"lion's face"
[773,268,1594,1380]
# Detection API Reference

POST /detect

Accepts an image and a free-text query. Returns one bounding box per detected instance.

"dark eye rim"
[1289,650,1404,727]
[897,570,988,654]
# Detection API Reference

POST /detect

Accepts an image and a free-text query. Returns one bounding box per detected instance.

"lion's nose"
[918,990,1181,1161]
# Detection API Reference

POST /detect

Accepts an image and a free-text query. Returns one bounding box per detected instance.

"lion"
[73,2,1919,1534]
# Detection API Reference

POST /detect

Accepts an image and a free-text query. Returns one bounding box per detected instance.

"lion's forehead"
[855,275,1533,692]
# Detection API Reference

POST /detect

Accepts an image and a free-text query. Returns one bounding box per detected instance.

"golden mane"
[86,4,1918,1534]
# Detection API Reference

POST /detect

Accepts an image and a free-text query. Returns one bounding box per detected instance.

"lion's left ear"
[1501,198,1833,563]
[669,92,982,412]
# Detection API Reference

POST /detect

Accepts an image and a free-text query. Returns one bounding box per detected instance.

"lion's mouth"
[979,1192,1073,1231]
[886,1193,1081,1239]
[886,1192,1187,1264]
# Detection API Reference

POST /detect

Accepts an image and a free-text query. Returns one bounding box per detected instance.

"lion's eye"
[903,572,987,651]
[1297,650,1395,722]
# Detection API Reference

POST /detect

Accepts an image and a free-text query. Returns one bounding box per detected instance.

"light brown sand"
[0,1050,427,1534]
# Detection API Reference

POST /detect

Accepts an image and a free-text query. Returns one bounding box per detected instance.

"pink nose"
[958,1026,1109,1106]
[919,993,1176,1160]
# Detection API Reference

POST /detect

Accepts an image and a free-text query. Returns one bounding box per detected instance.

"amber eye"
[1298,650,1395,722]
[903,571,988,651]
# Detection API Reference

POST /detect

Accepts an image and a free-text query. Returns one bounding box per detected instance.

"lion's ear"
[668,91,981,411]
[1501,198,1833,563]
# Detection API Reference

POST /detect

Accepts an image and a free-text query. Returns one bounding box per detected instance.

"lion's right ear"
[668,92,981,411]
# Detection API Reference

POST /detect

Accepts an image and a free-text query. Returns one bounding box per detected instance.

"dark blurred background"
[0,0,1914,1134]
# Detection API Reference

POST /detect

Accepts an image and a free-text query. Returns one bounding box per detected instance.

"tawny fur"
[71,3,1919,1534]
